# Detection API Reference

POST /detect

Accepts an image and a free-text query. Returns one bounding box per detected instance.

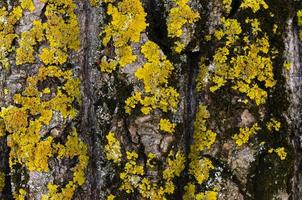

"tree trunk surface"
[0,0,302,200]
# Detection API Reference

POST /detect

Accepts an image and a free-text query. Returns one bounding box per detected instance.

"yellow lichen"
[211,18,275,105]
[240,0,269,13]
[284,60,292,71]
[0,171,4,192]
[16,20,44,65]
[108,148,185,199]
[101,0,147,71]
[14,188,27,200]
[105,131,122,164]
[125,41,179,115]
[268,147,287,160]
[232,123,261,146]
[43,128,88,199]
[189,158,214,185]
[107,194,116,200]
[20,0,35,12]
[183,183,217,200]
[159,118,176,134]
[0,6,23,69]
[298,10,302,40]
[167,0,200,53]
[266,118,281,132]
[186,105,216,197]
[223,0,232,13]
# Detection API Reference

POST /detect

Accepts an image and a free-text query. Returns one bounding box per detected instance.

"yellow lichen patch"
[191,105,217,154]
[0,171,4,192]
[20,0,35,12]
[90,0,101,6]
[159,118,176,134]
[266,118,281,132]
[240,0,269,13]
[125,41,179,115]
[223,0,232,13]
[0,119,5,138]
[183,183,217,200]
[196,60,208,92]
[232,123,261,146]
[167,0,200,53]
[146,153,156,168]
[196,191,218,200]
[107,194,116,200]
[105,131,122,164]
[43,128,88,199]
[163,150,185,181]
[189,158,214,185]
[39,48,68,65]
[117,149,185,199]
[283,61,292,71]
[0,6,23,69]
[1,0,82,174]
[16,20,44,65]
[120,151,145,193]
[186,105,217,196]
[101,0,147,71]
[211,18,275,105]
[14,188,27,200]
[99,57,118,73]
[298,10,302,40]
[268,147,287,160]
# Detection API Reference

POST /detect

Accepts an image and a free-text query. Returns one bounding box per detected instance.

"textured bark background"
[0,0,302,200]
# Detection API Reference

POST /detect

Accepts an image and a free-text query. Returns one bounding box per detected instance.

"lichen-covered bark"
[0,0,302,200]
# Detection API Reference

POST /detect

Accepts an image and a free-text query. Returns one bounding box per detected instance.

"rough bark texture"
[0,0,302,200]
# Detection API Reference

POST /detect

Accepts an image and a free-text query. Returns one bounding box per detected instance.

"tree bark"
[0,0,302,200]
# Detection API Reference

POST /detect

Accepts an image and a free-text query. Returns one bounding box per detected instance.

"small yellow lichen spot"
[146,153,156,168]
[14,188,27,200]
[105,132,122,164]
[99,57,118,73]
[0,171,4,192]
[269,147,287,160]
[196,191,218,200]
[223,0,232,13]
[284,61,292,71]
[266,118,281,132]
[125,92,142,114]
[3,88,9,95]
[297,10,302,40]
[159,118,176,134]
[107,194,116,200]
[241,0,269,13]
[43,88,51,94]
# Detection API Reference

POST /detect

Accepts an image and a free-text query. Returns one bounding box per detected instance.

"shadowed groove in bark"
[0,138,13,199]
[77,0,98,199]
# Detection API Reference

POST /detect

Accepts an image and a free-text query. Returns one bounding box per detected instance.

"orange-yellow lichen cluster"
[184,105,217,198]
[100,0,148,72]
[167,0,200,53]
[125,41,179,117]
[0,0,88,199]
[0,6,23,69]
[211,17,275,105]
